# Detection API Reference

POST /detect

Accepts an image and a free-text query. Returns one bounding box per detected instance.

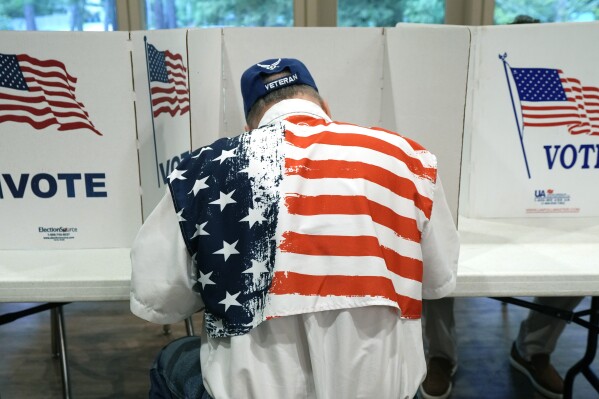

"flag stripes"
[282,213,424,261]
[286,129,436,181]
[0,53,101,135]
[279,231,423,282]
[284,194,421,242]
[269,272,422,317]
[283,175,429,222]
[512,67,599,135]
[285,116,437,168]
[146,43,189,118]
[267,118,435,319]
[285,158,434,218]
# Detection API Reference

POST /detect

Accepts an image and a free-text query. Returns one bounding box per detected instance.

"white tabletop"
[1,217,598,302]
[0,248,131,302]
[454,216,599,297]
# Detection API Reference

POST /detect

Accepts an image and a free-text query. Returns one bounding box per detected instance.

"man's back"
[164,101,451,336]
[201,306,426,399]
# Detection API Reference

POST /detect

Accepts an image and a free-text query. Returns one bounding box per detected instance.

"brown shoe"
[510,343,563,399]
[419,357,457,399]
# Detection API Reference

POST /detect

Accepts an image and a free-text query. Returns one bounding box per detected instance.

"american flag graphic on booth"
[168,115,436,338]
[146,42,189,118]
[0,53,101,135]
[511,67,599,135]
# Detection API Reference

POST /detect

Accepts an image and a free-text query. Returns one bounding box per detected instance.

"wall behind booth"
[187,26,387,157]
[0,31,142,249]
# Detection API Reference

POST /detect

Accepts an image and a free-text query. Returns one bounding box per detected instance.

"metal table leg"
[564,296,599,398]
[56,305,72,399]
[491,296,599,399]
[1,302,72,398]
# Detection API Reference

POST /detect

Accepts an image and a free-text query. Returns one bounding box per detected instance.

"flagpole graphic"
[143,36,162,188]
[500,53,531,179]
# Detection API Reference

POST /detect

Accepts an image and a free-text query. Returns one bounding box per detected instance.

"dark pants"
[149,336,213,399]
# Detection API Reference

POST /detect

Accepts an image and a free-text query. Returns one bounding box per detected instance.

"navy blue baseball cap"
[241,58,319,118]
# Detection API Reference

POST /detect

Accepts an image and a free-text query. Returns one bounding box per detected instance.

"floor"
[0,297,597,398]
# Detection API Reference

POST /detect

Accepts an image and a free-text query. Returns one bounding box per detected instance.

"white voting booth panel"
[384,24,470,225]
[131,29,192,219]
[0,31,141,250]
[188,27,386,148]
[187,28,223,150]
[461,22,599,218]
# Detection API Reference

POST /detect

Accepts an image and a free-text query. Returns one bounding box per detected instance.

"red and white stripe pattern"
[0,53,101,135]
[559,73,599,135]
[265,115,437,319]
[148,47,190,118]
[518,69,599,135]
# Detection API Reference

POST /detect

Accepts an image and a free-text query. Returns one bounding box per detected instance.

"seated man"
[130,57,460,399]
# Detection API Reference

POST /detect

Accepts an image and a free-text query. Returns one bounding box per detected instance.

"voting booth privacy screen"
[131,30,191,220]
[1,22,597,251]
[461,22,599,218]
[0,32,141,249]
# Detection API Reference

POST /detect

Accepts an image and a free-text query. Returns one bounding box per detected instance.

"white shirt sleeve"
[130,191,204,324]
[420,177,460,299]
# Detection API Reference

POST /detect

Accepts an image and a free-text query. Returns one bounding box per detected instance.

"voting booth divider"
[0,21,597,282]
[460,22,599,218]
[0,31,142,250]
[1,25,470,251]
[5,22,598,251]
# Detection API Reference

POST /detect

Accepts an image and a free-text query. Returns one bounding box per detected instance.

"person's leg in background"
[511,296,584,399]
[149,336,212,399]
[420,297,457,399]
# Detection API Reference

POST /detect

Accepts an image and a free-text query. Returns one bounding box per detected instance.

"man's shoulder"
[188,123,284,158]
[310,118,435,157]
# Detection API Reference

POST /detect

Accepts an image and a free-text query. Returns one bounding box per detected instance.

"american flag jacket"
[168,100,438,338]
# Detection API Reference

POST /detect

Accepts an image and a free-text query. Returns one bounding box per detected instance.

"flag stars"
[176,209,186,222]
[212,318,224,330]
[239,206,266,228]
[168,168,187,182]
[213,148,237,164]
[188,176,210,196]
[213,240,239,261]
[243,260,269,279]
[197,271,216,289]
[209,190,236,211]
[219,291,243,312]
[191,222,209,238]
